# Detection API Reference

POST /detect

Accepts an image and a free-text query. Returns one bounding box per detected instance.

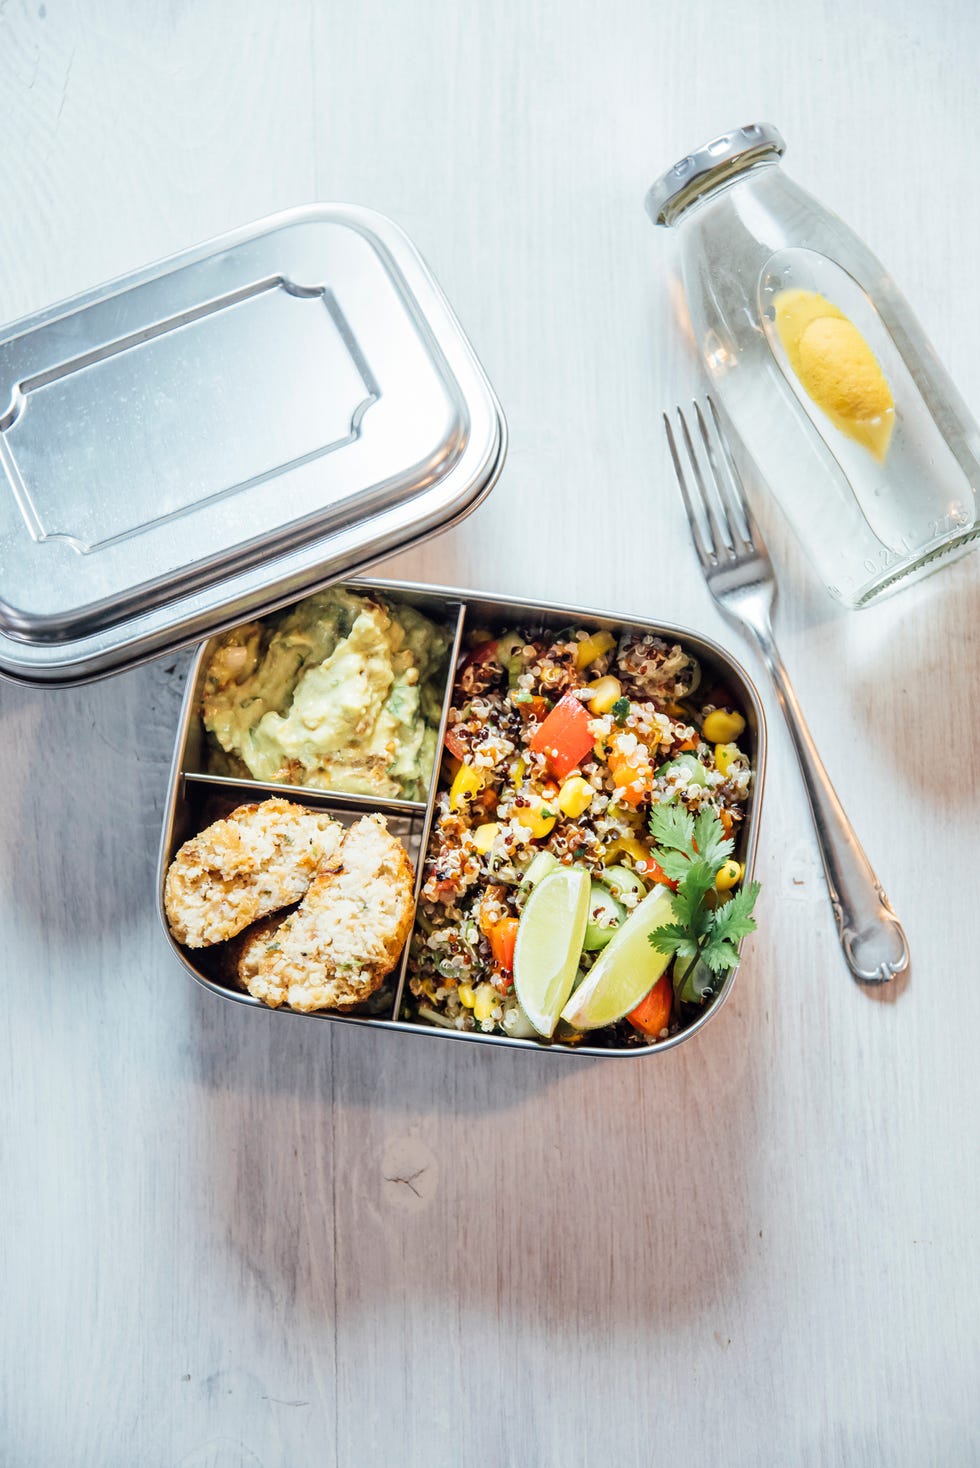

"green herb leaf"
[611,696,631,726]
[646,804,760,995]
[654,847,695,884]
[693,807,734,870]
[700,937,741,973]
[701,881,760,972]
[668,875,710,933]
[648,921,697,959]
[648,802,695,855]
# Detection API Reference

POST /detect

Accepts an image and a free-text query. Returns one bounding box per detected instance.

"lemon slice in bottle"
[513,866,590,1037]
[560,884,676,1032]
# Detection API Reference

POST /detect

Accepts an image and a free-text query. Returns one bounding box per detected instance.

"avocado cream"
[202,588,450,800]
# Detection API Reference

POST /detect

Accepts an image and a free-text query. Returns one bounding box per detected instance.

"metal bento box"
[157,580,766,1056]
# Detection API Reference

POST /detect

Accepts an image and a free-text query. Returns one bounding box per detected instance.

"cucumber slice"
[496,630,526,686]
[516,849,560,903]
[658,752,709,787]
[599,864,647,906]
[674,955,718,1005]
[583,882,626,950]
[496,630,524,664]
[501,1003,541,1039]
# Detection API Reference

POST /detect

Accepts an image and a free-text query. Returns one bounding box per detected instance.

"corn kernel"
[702,708,746,743]
[473,983,496,1022]
[449,763,485,811]
[473,821,500,853]
[587,676,623,715]
[458,983,476,1008]
[510,756,526,787]
[714,742,744,778]
[575,629,616,669]
[715,859,743,891]
[557,776,594,818]
[516,794,558,839]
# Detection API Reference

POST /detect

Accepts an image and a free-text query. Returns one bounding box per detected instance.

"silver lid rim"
[0,204,507,686]
[645,123,786,226]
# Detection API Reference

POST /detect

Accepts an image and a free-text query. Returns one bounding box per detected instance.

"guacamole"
[202,588,450,801]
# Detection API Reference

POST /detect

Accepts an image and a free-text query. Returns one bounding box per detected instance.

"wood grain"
[1,0,979,1463]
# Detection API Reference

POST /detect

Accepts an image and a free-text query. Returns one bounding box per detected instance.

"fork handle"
[752,628,909,984]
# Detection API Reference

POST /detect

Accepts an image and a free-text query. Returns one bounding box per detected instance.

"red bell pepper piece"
[626,973,673,1038]
[516,695,549,722]
[488,916,519,973]
[444,727,467,760]
[636,854,678,892]
[529,693,595,779]
[461,638,499,670]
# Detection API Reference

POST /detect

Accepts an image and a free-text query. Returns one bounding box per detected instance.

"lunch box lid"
[0,205,506,685]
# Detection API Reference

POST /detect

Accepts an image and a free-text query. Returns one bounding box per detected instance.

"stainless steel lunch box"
[157,579,767,1056]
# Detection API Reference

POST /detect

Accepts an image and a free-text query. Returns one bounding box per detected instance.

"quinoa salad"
[406,623,757,1046]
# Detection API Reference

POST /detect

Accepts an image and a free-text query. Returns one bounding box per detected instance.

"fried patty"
[164,798,342,948]
[243,814,415,1012]
[209,912,291,990]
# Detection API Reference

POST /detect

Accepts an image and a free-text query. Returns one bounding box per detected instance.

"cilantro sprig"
[647,803,760,999]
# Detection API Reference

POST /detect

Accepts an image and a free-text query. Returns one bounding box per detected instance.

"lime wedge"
[560,884,676,1031]
[513,866,590,1037]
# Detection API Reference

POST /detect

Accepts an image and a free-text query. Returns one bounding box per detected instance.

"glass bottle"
[647,124,979,607]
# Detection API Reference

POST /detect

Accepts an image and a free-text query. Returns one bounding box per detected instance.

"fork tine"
[677,404,732,560]
[705,396,767,553]
[663,411,714,569]
[694,399,747,551]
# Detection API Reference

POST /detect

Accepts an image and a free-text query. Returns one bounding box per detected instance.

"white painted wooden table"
[2,3,978,1464]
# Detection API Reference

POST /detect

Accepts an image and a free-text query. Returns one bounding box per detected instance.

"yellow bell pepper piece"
[516,794,559,839]
[458,983,476,1008]
[575,629,616,669]
[603,835,651,867]
[449,764,485,811]
[557,776,594,818]
[714,742,744,778]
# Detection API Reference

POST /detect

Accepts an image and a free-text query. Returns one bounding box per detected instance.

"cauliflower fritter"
[211,912,291,990]
[164,798,342,948]
[243,814,415,1012]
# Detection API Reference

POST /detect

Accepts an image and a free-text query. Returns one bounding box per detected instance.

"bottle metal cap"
[645,123,786,226]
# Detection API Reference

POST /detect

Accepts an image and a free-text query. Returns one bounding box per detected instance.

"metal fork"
[665,397,909,985]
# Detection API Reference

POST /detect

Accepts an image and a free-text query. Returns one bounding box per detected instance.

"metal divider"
[387,599,468,1022]
[160,596,467,1026]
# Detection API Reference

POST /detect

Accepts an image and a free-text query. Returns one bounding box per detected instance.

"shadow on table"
[0,654,188,947]
[180,959,768,1334]
[706,461,979,813]
[839,557,980,805]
